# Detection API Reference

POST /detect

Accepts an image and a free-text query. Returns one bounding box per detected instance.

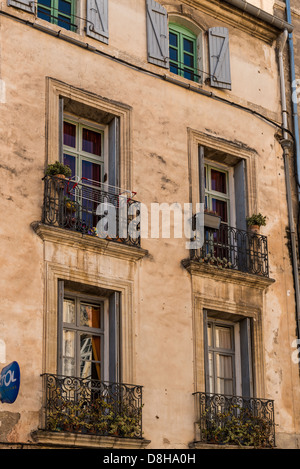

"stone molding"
[31,222,148,262]
[31,430,151,449]
[182,258,275,290]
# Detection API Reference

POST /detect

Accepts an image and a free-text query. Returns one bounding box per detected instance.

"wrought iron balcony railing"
[191,223,269,277]
[42,176,141,248]
[194,392,275,447]
[42,374,143,439]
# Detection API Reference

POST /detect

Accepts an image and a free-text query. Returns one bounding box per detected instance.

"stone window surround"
[46,76,133,191]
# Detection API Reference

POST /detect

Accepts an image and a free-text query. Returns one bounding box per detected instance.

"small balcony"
[42,176,141,248]
[194,392,275,448]
[190,223,269,278]
[42,374,143,439]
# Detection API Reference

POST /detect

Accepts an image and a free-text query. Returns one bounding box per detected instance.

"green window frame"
[37,0,76,32]
[169,23,198,82]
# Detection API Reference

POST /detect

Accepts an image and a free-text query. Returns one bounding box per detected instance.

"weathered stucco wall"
[0,0,299,449]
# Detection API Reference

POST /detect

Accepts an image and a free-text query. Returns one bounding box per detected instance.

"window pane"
[183,37,194,53]
[217,354,233,378]
[169,32,178,47]
[80,333,101,379]
[37,7,51,21]
[82,159,101,184]
[215,326,232,350]
[63,330,75,357]
[211,169,227,194]
[38,0,51,6]
[212,199,228,223]
[170,64,178,75]
[184,69,194,81]
[170,48,178,62]
[63,154,76,178]
[58,15,71,30]
[184,53,193,68]
[64,122,76,148]
[80,303,101,329]
[59,0,71,15]
[82,128,102,156]
[63,357,75,376]
[63,299,75,324]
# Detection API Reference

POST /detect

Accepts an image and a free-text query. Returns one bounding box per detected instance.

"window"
[207,321,235,395]
[169,23,198,82]
[62,295,105,380]
[37,0,76,31]
[204,163,230,224]
[58,282,120,383]
[204,313,253,398]
[63,118,104,184]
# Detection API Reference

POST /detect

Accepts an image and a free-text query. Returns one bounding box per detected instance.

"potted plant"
[246,213,266,233]
[204,209,221,229]
[64,196,78,213]
[45,161,72,179]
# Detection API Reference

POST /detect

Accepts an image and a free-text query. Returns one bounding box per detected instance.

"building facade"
[0,0,299,449]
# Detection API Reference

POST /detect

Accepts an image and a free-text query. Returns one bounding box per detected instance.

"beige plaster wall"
[0,0,299,449]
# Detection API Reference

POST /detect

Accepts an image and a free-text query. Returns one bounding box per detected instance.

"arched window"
[169,23,199,82]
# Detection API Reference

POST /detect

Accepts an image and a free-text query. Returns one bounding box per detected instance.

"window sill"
[181,258,275,290]
[31,222,148,262]
[31,430,151,449]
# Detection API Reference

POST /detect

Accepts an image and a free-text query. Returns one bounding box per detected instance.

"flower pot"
[204,212,221,229]
[249,224,260,234]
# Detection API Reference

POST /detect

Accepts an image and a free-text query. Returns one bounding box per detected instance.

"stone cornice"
[169,0,289,43]
[182,258,275,290]
[31,222,148,262]
[31,430,151,449]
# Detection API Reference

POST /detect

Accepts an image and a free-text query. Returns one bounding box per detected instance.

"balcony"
[41,374,143,440]
[190,223,269,278]
[42,176,141,248]
[194,392,275,448]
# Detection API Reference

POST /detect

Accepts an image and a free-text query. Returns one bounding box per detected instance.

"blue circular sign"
[0,361,20,404]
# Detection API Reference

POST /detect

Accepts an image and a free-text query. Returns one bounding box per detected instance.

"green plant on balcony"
[199,253,232,269]
[45,161,72,178]
[246,213,266,231]
[200,404,275,448]
[108,403,142,438]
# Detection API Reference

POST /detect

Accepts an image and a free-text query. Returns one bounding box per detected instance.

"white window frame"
[204,160,236,227]
[63,114,108,183]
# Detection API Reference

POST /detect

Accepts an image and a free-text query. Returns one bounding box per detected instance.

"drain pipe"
[285,0,300,201]
[278,30,300,341]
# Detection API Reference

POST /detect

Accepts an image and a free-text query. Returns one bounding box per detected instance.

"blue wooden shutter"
[7,0,35,13]
[86,0,109,44]
[108,117,120,189]
[146,0,169,68]
[109,292,120,383]
[208,27,231,90]
[234,160,247,231]
[240,318,253,397]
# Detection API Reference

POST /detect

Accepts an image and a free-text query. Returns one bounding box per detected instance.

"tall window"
[169,23,198,82]
[207,320,235,395]
[63,118,104,184]
[37,0,76,31]
[204,163,230,224]
[62,295,104,380]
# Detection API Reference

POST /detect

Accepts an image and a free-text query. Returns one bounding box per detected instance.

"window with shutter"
[58,281,120,382]
[204,312,253,398]
[208,27,232,90]
[86,0,109,44]
[36,0,76,31]
[169,23,199,82]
